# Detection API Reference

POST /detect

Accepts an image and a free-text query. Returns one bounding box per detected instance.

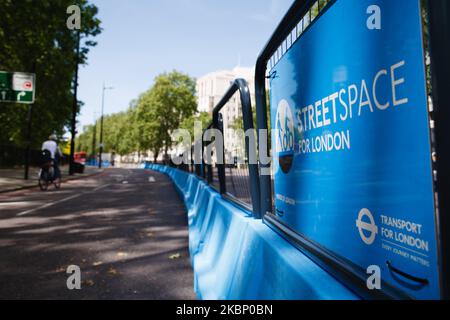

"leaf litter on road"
[107,267,119,276]
[117,252,128,258]
[83,280,95,287]
[169,253,181,260]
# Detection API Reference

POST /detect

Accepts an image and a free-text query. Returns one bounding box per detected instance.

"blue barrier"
[86,160,111,168]
[145,164,358,300]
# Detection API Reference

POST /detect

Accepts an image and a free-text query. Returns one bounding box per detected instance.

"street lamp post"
[69,30,81,176]
[99,83,113,169]
[91,112,97,163]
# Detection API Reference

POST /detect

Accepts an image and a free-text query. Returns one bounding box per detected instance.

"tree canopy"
[0,0,101,148]
[180,112,212,141]
[135,71,197,159]
[76,71,198,161]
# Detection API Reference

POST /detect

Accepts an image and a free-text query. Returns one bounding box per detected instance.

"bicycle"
[38,159,61,191]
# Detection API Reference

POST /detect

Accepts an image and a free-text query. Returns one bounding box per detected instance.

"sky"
[77,0,294,130]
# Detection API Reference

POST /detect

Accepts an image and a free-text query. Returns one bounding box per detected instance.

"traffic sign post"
[24,103,34,180]
[0,71,36,104]
[1,71,36,180]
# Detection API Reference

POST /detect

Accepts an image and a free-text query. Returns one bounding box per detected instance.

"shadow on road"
[0,169,197,300]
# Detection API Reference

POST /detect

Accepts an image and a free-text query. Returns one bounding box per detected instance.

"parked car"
[74,152,86,173]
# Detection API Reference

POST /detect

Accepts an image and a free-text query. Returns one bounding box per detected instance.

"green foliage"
[135,71,197,158]
[76,72,198,160]
[0,0,101,148]
[76,122,96,155]
[76,102,138,157]
[180,112,211,141]
[230,93,271,134]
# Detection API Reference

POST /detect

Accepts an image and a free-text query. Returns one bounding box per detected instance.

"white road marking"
[149,177,156,183]
[0,201,39,208]
[92,184,112,192]
[120,170,133,184]
[16,184,111,217]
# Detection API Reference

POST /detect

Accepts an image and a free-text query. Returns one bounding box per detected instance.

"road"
[0,168,196,300]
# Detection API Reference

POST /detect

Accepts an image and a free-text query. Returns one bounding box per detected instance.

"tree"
[76,123,96,155]
[76,71,198,162]
[0,0,101,149]
[75,99,145,158]
[135,71,197,160]
[230,92,271,134]
[179,112,211,141]
[115,105,139,156]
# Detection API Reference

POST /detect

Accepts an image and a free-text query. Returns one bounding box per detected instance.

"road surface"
[0,168,196,300]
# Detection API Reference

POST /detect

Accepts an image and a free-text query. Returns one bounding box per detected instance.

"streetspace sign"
[0,71,36,104]
[269,0,439,299]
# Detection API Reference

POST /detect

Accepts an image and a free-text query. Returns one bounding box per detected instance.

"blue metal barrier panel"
[269,0,439,299]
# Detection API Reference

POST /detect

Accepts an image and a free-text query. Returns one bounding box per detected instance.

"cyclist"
[41,134,63,179]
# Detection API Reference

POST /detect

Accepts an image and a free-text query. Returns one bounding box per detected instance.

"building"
[124,66,257,165]
[197,66,255,114]
[196,66,255,162]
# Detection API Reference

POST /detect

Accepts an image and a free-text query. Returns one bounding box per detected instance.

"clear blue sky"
[77,0,294,130]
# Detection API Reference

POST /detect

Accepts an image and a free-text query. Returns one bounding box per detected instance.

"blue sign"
[269,0,440,299]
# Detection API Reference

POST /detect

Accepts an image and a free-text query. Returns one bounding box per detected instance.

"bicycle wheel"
[54,177,62,189]
[39,172,49,191]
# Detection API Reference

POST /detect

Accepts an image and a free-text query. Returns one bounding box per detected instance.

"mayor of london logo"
[356,208,378,245]
[275,100,295,174]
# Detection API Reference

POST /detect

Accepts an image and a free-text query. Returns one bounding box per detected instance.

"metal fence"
[185,79,260,217]
[219,91,253,207]
[0,145,42,168]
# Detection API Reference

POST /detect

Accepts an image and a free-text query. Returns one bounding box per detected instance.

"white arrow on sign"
[1,91,6,100]
[17,91,26,101]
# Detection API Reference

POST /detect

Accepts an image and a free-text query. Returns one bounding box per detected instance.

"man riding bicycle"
[41,134,63,180]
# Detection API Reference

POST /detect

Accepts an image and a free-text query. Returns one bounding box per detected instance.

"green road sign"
[0,71,36,104]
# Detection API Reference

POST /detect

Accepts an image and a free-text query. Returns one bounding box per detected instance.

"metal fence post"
[217,113,226,194]
[211,79,261,216]
[236,79,261,218]
[427,0,450,299]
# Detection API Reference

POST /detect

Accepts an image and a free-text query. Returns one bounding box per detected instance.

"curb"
[0,171,104,194]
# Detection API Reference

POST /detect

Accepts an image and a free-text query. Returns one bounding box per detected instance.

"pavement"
[0,168,196,300]
[0,165,104,194]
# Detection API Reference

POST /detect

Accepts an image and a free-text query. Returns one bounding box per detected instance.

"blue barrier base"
[145,164,358,300]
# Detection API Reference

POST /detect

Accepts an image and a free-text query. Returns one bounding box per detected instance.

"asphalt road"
[0,168,196,300]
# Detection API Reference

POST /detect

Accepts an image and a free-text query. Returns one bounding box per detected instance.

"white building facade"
[196,66,255,163]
